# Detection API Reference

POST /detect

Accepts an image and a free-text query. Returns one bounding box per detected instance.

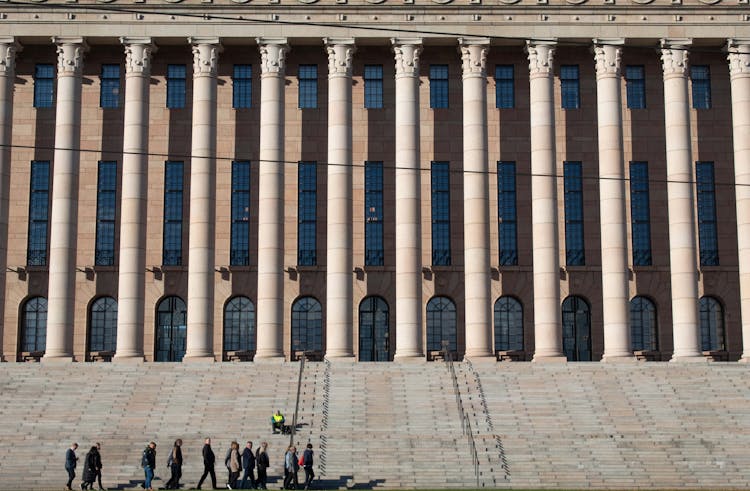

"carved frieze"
[728,39,750,78]
[0,39,20,77]
[122,38,156,75]
[53,37,87,77]
[392,39,422,78]
[257,39,289,75]
[526,41,556,78]
[190,38,222,77]
[458,38,489,77]
[660,39,691,78]
[324,39,356,77]
[593,42,623,79]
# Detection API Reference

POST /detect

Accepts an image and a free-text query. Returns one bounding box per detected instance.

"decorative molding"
[257,38,289,75]
[727,39,750,78]
[0,38,20,77]
[324,39,356,78]
[52,37,87,77]
[458,38,489,77]
[121,38,156,75]
[189,38,222,76]
[660,39,691,78]
[593,40,623,78]
[526,40,556,78]
[392,38,422,77]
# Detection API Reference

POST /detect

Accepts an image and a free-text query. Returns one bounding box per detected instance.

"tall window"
[560,65,580,109]
[232,64,252,109]
[700,296,725,351]
[100,64,120,109]
[562,296,591,361]
[230,161,250,266]
[365,161,384,266]
[298,162,317,266]
[497,161,518,266]
[20,297,47,353]
[223,296,256,353]
[364,65,383,109]
[625,65,646,109]
[429,64,449,109]
[691,65,711,110]
[431,161,451,266]
[630,296,657,352]
[33,64,54,109]
[291,297,323,354]
[426,297,457,352]
[564,161,585,266]
[27,161,50,266]
[359,296,390,362]
[495,65,514,109]
[166,64,186,109]
[95,161,117,266]
[629,162,652,266]
[89,297,118,354]
[696,161,719,266]
[494,296,523,352]
[298,65,318,109]
[162,161,184,266]
[155,296,187,362]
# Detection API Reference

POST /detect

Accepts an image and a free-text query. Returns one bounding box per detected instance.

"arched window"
[494,296,523,352]
[20,296,47,353]
[359,296,390,361]
[291,297,323,354]
[700,296,725,351]
[562,296,591,361]
[426,296,457,352]
[630,296,657,352]
[89,296,118,353]
[223,296,256,352]
[155,296,187,362]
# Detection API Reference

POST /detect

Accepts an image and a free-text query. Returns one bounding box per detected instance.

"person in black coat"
[255,442,269,490]
[196,437,217,490]
[165,439,183,489]
[81,446,98,490]
[65,443,79,491]
[302,444,314,490]
[93,443,104,491]
[240,441,256,489]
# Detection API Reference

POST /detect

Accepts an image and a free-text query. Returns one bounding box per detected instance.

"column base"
[670,354,709,363]
[739,357,750,363]
[601,354,637,363]
[393,353,426,363]
[324,355,356,363]
[41,355,75,363]
[531,354,568,363]
[112,354,145,364]
[182,355,216,363]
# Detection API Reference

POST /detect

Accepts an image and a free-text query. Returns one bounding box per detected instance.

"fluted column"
[660,39,703,361]
[255,39,289,361]
[44,37,87,362]
[114,38,155,362]
[458,38,493,360]
[184,38,222,362]
[594,40,634,361]
[526,40,566,362]
[392,39,424,361]
[727,40,750,363]
[324,39,356,360]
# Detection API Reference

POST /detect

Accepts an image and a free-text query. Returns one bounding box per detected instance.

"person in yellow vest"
[271,410,285,434]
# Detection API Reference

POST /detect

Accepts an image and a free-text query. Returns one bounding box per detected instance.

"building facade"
[1,0,749,363]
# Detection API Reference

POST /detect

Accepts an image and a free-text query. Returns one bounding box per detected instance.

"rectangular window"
[696,161,719,266]
[431,161,451,266]
[33,64,54,109]
[560,65,580,110]
[100,64,120,109]
[563,161,585,266]
[230,161,250,266]
[691,65,712,110]
[162,161,184,266]
[625,65,646,110]
[298,161,317,266]
[429,65,449,109]
[495,65,515,109]
[497,161,518,266]
[298,65,318,109]
[629,162,653,266]
[166,64,186,109]
[364,65,383,109]
[365,161,384,266]
[95,161,117,266]
[27,161,50,266]
[233,64,252,109]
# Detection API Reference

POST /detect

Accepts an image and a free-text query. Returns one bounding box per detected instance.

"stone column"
[526,40,566,362]
[593,40,634,361]
[727,40,750,362]
[114,38,155,362]
[0,39,19,362]
[184,38,222,362]
[392,39,424,361]
[255,39,288,361]
[43,37,87,362]
[324,39,356,360]
[660,39,703,361]
[458,38,493,360]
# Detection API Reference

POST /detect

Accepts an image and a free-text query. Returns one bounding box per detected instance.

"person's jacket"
[256,450,269,470]
[82,452,97,482]
[93,450,102,471]
[303,449,313,468]
[144,447,156,469]
[167,446,182,466]
[285,451,299,472]
[65,448,77,470]
[202,444,216,467]
[242,447,255,470]
[227,448,242,473]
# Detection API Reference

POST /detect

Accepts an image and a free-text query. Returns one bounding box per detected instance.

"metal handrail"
[289,354,306,446]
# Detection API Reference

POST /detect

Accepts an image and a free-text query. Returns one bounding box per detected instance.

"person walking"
[255,442,269,490]
[141,442,157,491]
[93,443,104,490]
[197,437,218,490]
[225,441,242,490]
[165,439,183,490]
[301,444,314,490]
[239,441,256,489]
[65,442,79,491]
[282,446,299,490]
[81,446,97,490]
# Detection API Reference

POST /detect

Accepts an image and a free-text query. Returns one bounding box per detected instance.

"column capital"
[0,38,21,77]
[189,38,222,77]
[727,39,750,79]
[52,37,88,77]
[592,41,623,79]
[458,38,490,78]
[257,39,289,75]
[526,40,556,79]
[391,38,423,78]
[121,38,157,76]
[324,38,356,78]
[660,39,692,79]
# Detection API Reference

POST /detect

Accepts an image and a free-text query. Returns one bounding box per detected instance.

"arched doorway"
[155,296,187,362]
[20,296,47,355]
[89,296,118,355]
[359,296,390,361]
[630,296,657,352]
[291,296,323,357]
[700,296,725,351]
[426,296,457,353]
[494,296,524,352]
[562,295,591,361]
[223,296,256,355]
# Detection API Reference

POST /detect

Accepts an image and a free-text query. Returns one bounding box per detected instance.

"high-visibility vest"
[273,414,284,423]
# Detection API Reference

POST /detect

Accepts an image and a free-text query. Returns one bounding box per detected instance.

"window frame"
[431,161,451,266]
[232,64,252,109]
[364,64,384,110]
[27,160,50,267]
[495,65,515,109]
[100,64,121,109]
[33,64,55,109]
[364,161,384,266]
[560,65,580,110]
[563,161,585,266]
[429,64,449,109]
[298,64,318,109]
[625,65,646,110]
[95,161,117,266]
[162,161,184,266]
[297,161,317,266]
[166,64,187,109]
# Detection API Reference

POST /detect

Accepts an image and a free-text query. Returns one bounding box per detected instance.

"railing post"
[290,353,306,447]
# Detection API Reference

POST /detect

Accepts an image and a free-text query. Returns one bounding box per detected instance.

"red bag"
[298,455,305,466]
